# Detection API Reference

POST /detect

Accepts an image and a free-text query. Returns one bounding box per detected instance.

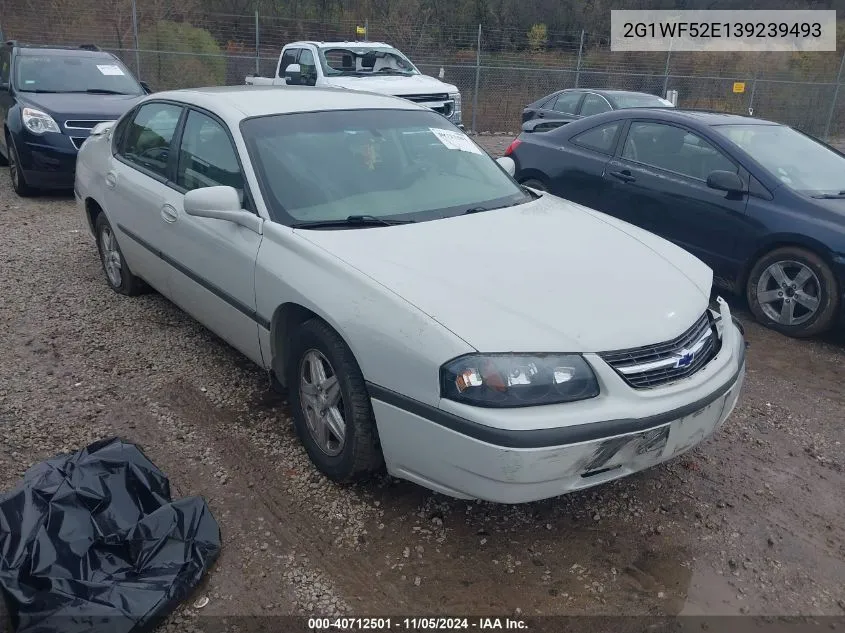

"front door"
[161,107,265,366]
[599,120,751,283]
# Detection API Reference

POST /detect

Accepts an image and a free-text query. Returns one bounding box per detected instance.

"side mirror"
[140,81,152,94]
[183,186,263,234]
[707,170,745,195]
[90,120,116,137]
[496,156,516,177]
[284,63,302,85]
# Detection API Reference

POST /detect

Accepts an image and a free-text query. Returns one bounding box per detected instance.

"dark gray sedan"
[522,89,674,130]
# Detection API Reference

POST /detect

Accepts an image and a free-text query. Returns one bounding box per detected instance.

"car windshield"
[319,47,418,76]
[610,93,674,108]
[716,123,845,194]
[15,53,143,94]
[241,109,530,226]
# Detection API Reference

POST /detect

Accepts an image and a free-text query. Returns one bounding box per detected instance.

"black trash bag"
[0,437,221,633]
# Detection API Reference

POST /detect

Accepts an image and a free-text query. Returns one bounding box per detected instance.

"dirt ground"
[1,136,843,629]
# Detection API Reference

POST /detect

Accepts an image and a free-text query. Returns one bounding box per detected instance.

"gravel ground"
[1,135,844,627]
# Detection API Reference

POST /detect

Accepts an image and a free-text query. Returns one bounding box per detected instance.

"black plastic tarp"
[0,437,221,633]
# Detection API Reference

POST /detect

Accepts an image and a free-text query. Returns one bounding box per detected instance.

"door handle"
[105,171,117,189]
[160,205,178,224]
[609,170,637,183]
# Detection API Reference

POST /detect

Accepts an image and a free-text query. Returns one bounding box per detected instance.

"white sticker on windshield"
[96,64,125,76]
[429,128,483,155]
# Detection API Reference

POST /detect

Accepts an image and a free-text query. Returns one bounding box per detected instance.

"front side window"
[241,109,529,226]
[622,122,736,181]
[716,123,845,194]
[120,102,182,178]
[279,49,298,75]
[580,94,612,117]
[176,110,244,194]
[14,53,143,95]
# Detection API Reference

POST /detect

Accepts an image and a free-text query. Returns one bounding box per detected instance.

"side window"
[279,48,298,75]
[176,110,244,195]
[298,49,318,86]
[111,109,135,154]
[551,92,582,115]
[571,122,621,155]
[580,94,612,117]
[120,102,182,179]
[0,49,9,85]
[622,122,737,180]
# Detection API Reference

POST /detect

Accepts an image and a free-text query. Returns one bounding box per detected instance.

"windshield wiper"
[463,199,531,215]
[291,215,416,229]
[811,191,845,199]
[68,88,136,95]
[17,88,61,93]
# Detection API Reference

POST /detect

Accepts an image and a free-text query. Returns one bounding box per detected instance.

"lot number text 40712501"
[308,617,529,630]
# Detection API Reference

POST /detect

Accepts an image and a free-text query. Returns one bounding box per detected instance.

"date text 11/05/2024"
[308,617,529,630]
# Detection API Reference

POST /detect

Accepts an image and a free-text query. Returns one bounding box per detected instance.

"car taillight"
[504,138,522,156]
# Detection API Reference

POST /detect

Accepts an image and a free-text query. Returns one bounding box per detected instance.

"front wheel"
[746,246,840,338]
[287,318,384,482]
[8,135,34,197]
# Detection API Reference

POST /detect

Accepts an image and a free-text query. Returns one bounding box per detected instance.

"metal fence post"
[574,29,584,88]
[662,46,671,97]
[131,0,141,79]
[747,74,757,116]
[254,9,260,75]
[824,48,845,141]
[471,24,481,134]
[365,18,369,40]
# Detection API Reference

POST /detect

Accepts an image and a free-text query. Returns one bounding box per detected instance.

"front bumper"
[369,301,747,504]
[14,131,78,190]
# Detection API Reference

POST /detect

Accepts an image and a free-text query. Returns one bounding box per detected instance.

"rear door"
[105,101,184,296]
[536,90,584,125]
[598,120,751,281]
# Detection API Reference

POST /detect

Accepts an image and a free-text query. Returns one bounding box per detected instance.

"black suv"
[0,41,150,196]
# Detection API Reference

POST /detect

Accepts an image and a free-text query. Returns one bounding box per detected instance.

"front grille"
[70,137,86,150]
[65,120,107,130]
[398,93,454,118]
[599,312,720,389]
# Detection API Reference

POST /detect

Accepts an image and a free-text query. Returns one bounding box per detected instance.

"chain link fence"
[3,1,845,139]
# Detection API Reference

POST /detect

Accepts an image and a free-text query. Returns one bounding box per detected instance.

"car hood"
[322,74,459,96]
[295,195,714,353]
[16,92,145,120]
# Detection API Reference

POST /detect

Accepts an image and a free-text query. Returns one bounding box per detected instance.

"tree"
[139,20,225,90]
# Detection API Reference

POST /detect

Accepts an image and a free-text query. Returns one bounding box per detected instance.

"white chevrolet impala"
[75,85,746,504]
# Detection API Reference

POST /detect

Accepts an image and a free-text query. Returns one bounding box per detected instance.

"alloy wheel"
[299,349,346,456]
[756,260,821,326]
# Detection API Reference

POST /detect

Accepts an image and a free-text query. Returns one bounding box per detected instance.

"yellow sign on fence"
[356,25,366,37]
[732,82,746,94]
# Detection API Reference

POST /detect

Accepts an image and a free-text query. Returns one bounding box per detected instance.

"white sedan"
[75,85,746,504]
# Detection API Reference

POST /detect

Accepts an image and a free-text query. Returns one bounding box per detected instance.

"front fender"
[254,223,475,407]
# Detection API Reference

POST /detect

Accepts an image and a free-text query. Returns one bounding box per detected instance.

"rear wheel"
[746,246,839,338]
[95,213,146,296]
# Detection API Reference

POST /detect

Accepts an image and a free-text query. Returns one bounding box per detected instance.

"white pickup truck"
[246,41,463,128]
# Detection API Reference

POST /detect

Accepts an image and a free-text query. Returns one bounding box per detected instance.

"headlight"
[449,92,462,124]
[22,108,61,134]
[440,353,599,408]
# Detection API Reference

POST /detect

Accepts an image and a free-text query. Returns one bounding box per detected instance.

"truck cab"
[246,41,463,128]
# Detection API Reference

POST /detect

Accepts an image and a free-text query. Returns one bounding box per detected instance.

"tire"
[521,178,548,192]
[94,213,146,296]
[7,134,34,197]
[287,318,384,482]
[746,246,839,338]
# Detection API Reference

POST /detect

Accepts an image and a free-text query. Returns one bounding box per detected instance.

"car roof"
[623,108,779,126]
[149,85,422,120]
[13,44,113,58]
[288,41,395,49]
